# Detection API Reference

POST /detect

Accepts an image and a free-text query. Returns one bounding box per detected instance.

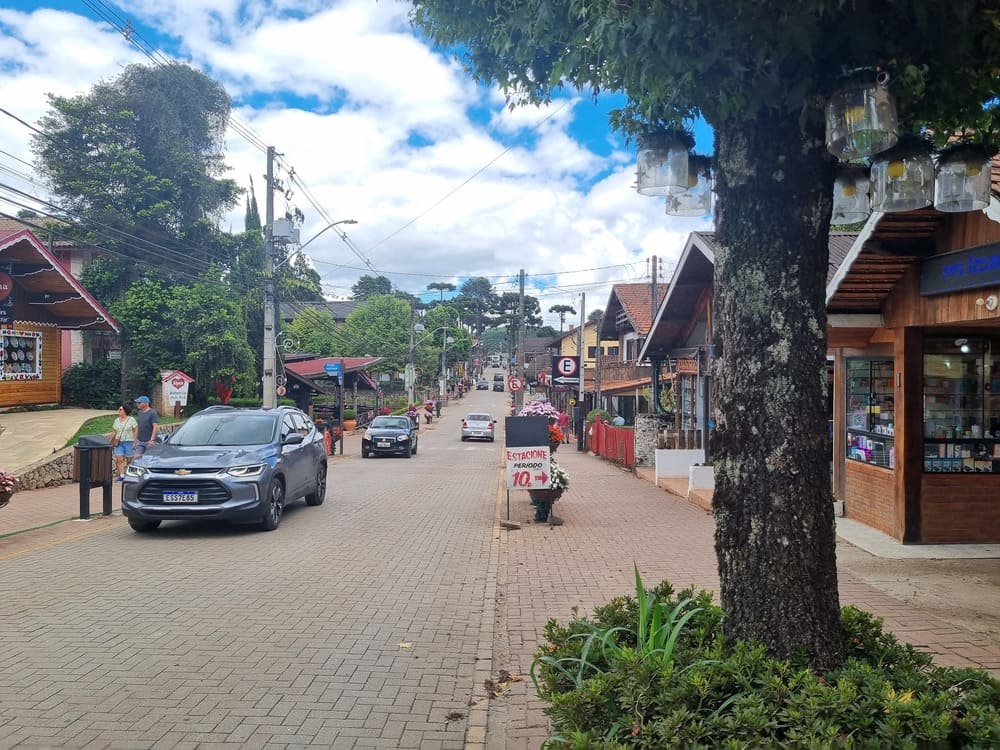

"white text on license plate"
[163,490,198,503]
[377,441,391,448]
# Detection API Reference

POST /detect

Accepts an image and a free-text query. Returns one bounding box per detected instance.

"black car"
[492,380,504,392]
[476,378,489,390]
[122,405,327,533]
[361,415,419,458]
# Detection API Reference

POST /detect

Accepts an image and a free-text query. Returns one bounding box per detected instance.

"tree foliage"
[409,0,1000,670]
[351,274,394,300]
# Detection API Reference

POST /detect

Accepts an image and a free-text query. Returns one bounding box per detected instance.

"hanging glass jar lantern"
[870,137,935,212]
[636,129,694,196]
[666,154,713,217]
[830,164,871,225]
[933,144,992,213]
[825,73,899,161]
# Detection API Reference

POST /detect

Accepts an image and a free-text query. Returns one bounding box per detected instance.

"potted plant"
[548,423,564,452]
[0,469,18,509]
[528,459,569,522]
[342,408,357,432]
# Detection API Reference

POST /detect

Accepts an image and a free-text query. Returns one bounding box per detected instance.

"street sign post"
[508,376,524,392]
[323,361,343,381]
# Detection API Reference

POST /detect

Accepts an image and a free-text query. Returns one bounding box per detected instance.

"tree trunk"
[712,108,843,670]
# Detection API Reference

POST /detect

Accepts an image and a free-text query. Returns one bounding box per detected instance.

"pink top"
[558,412,570,428]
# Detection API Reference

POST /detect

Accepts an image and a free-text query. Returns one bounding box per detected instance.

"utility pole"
[651,255,658,327]
[576,292,586,450]
[406,303,416,407]
[516,269,525,411]
[262,146,277,409]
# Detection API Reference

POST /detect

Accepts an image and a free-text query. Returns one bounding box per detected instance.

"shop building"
[828,202,1000,543]
[1,228,118,408]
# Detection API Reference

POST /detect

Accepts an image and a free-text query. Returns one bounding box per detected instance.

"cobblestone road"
[0,395,505,749]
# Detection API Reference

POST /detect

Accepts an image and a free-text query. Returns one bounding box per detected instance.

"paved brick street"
[1,390,998,749]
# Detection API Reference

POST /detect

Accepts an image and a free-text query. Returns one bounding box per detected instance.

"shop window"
[587,346,597,358]
[923,336,1000,473]
[846,359,895,468]
[1,330,42,381]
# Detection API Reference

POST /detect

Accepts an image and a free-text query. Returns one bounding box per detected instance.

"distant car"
[461,413,497,442]
[122,405,327,533]
[492,381,504,392]
[362,415,419,458]
[476,378,489,390]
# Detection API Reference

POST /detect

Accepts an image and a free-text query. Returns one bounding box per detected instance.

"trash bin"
[72,434,115,484]
[73,434,114,519]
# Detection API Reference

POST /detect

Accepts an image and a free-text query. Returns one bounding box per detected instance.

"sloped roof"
[279,299,360,322]
[599,282,669,339]
[284,356,382,379]
[0,217,80,249]
[0,229,118,331]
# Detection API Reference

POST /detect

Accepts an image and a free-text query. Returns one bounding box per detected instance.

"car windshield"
[371,417,410,429]
[170,414,277,446]
[467,414,492,422]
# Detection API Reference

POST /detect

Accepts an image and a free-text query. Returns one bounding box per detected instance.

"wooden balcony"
[598,359,652,384]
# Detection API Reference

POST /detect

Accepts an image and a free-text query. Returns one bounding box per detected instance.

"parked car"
[461,413,497,442]
[362,415,419,458]
[122,405,327,533]
[476,378,489,390]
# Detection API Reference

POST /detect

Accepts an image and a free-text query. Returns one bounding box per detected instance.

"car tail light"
[462,421,468,428]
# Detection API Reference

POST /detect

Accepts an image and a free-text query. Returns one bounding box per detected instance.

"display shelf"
[846,359,895,469]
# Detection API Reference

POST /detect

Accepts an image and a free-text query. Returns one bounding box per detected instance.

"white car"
[461,413,496,442]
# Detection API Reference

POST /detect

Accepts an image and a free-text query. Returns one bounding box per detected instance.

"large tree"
[32,62,240,274]
[411,0,999,668]
[351,274,393,300]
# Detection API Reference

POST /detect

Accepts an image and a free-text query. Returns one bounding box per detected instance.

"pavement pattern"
[0,393,998,749]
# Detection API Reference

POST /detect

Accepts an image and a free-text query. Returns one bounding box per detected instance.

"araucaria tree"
[411,1,999,668]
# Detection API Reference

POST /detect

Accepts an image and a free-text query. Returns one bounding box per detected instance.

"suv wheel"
[128,519,161,533]
[260,479,284,531]
[403,443,412,458]
[305,464,327,506]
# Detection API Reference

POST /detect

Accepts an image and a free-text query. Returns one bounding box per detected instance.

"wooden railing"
[597,359,652,384]
[587,417,635,468]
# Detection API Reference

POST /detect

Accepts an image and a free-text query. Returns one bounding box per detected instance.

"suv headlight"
[396,435,409,442]
[227,464,265,477]
[126,464,147,478]
[364,430,373,440]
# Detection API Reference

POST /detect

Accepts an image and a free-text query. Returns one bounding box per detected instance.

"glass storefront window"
[923,336,1000,473]
[846,358,895,468]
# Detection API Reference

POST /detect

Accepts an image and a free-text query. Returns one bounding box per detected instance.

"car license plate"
[377,441,391,448]
[473,431,483,436]
[163,490,198,503]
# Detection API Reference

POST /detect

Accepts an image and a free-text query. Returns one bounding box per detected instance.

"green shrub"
[586,408,612,423]
[532,574,1000,748]
[61,359,122,410]
[342,408,357,420]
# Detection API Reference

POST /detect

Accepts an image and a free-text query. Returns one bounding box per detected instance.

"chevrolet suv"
[122,406,327,533]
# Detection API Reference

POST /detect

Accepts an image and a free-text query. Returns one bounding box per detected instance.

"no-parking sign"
[508,376,524,392]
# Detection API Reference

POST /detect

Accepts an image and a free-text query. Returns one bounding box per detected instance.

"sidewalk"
[0,407,114,474]
[491,446,1000,747]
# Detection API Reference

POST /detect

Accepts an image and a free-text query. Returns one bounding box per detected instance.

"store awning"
[0,229,118,331]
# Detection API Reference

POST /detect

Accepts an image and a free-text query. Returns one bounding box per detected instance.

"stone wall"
[634,414,661,467]
[13,422,183,491]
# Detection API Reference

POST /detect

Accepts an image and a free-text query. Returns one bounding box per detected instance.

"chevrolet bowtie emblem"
[175,469,192,476]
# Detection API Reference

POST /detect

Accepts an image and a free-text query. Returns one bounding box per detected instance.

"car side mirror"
[282,433,305,445]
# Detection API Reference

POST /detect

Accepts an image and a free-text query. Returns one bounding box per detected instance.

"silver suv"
[122,406,327,533]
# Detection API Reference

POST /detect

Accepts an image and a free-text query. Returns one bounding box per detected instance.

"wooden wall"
[0,325,61,407]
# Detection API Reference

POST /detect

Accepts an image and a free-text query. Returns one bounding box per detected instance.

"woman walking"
[109,403,138,482]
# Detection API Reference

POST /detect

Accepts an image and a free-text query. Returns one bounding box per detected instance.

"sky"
[0,0,713,327]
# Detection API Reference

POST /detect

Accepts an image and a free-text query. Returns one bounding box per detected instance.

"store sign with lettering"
[0,271,13,325]
[920,241,1000,296]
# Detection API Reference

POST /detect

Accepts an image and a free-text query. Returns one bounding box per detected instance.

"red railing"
[587,417,635,468]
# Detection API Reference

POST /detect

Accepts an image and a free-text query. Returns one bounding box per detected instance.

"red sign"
[508,376,524,392]
[0,271,12,302]
[537,371,549,386]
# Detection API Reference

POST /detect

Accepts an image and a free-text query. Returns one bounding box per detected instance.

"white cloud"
[0,0,714,328]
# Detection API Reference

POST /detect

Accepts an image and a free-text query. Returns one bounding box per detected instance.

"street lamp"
[263,217,357,408]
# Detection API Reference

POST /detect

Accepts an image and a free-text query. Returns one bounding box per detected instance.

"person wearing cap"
[133,395,160,456]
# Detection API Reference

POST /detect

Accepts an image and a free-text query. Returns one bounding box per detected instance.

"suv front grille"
[138,479,232,504]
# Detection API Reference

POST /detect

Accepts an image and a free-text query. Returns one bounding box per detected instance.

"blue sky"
[0,0,713,323]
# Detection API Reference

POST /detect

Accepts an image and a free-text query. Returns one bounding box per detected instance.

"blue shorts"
[114,441,135,458]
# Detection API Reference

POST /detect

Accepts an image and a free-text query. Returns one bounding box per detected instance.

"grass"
[65,414,183,448]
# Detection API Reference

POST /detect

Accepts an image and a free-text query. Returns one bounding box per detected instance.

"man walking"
[133,395,160,456]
